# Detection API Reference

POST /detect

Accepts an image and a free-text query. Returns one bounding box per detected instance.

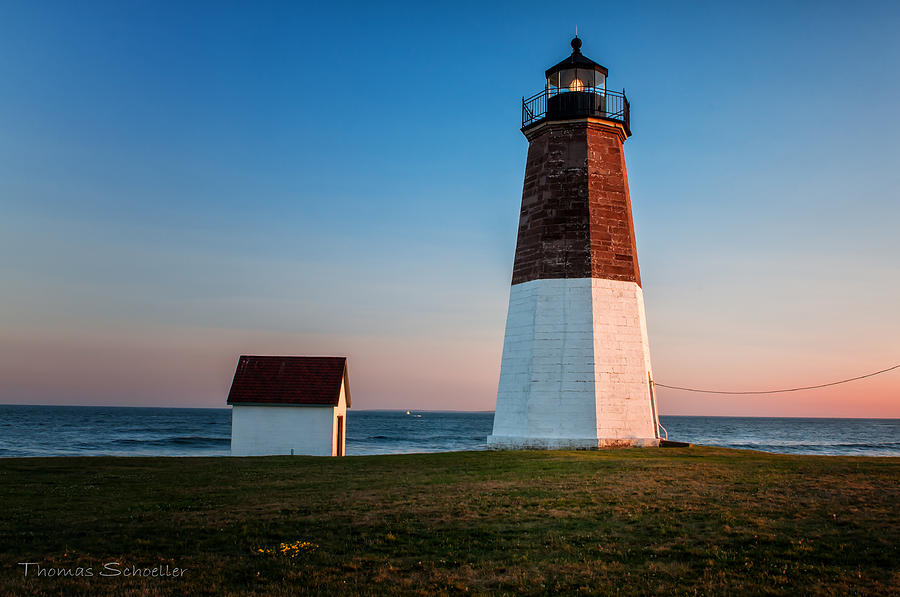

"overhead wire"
[656,363,900,395]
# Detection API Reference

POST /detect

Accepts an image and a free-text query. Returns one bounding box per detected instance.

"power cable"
[656,363,900,395]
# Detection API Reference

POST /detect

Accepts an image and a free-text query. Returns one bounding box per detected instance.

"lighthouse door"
[336,416,344,457]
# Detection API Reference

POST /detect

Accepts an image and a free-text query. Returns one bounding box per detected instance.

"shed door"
[336,415,344,457]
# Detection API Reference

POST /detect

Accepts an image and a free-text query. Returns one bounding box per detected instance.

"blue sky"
[1,0,898,415]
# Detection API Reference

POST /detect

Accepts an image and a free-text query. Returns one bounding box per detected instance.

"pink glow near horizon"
[1,313,897,417]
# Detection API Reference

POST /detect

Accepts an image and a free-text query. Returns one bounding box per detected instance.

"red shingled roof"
[226,356,350,407]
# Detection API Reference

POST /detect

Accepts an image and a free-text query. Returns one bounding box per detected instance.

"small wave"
[109,436,230,447]
[362,435,417,443]
[826,442,900,449]
[725,441,900,450]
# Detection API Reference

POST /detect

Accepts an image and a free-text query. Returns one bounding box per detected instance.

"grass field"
[1,447,898,595]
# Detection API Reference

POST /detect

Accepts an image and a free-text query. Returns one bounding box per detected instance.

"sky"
[0,0,898,416]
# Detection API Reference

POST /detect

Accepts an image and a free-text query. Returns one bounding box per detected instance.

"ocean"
[0,405,897,458]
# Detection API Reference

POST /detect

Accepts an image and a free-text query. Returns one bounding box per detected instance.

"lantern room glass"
[547,68,606,95]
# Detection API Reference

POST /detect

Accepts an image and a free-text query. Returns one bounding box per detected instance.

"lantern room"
[522,37,629,135]
[545,36,607,94]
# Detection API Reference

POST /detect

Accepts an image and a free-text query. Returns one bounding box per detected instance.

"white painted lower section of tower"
[488,278,659,449]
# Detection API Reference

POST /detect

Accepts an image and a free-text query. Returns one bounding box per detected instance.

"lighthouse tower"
[488,38,661,449]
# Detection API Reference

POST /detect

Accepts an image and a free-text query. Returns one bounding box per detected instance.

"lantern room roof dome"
[544,37,609,79]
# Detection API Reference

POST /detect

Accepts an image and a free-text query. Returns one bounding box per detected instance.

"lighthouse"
[488,38,661,449]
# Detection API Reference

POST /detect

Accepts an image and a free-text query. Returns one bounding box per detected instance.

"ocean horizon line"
[0,403,898,420]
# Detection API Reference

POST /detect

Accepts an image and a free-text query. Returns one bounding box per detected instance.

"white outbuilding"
[227,355,350,457]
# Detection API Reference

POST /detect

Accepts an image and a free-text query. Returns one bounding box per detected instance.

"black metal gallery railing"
[522,87,630,132]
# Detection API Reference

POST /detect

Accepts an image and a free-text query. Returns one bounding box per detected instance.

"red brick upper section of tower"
[510,119,641,286]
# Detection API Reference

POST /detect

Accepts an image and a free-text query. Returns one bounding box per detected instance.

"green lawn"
[1,447,897,595]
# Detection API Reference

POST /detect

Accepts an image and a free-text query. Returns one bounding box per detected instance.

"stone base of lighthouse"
[487,277,659,449]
